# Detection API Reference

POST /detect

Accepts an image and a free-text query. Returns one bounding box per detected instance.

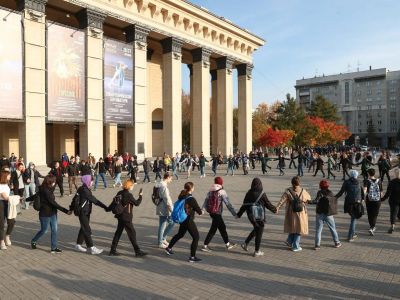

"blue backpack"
[171,196,191,224]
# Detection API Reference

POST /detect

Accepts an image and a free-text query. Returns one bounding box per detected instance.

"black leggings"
[381,171,390,183]
[389,202,400,225]
[77,214,93,248]
[366,200,381,228]
[168,217,199,257]
[0,201,15,240]
[245,220,264,252]
[204,214,229,246]
[342,168,350,179]
[111,218,140,253]
[56,179,64,196]
[314,168,325,177]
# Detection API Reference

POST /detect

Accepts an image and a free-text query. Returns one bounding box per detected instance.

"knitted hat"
[81,175,92,187]
[214,176,223,186]
[349,170,359,179]
[319,180,329,190]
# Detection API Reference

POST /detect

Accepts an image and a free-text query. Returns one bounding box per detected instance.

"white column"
[20,0,47,165]
[188,64,194,153]
[125,24,150,160]
[162,37,183,155]
[237,63,253,153]
[78,9,106,160]
[216,57,234,156]
[191,48,211,156]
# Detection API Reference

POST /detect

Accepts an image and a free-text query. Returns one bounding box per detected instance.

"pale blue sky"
[182,0,400,107]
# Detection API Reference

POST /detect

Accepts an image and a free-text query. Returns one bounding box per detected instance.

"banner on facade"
[0,10,23,119]
[47,24,85,122]
[104,38,134,124]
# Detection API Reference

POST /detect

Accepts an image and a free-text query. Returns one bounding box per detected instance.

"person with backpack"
[236,178,277,257]
[201,177,236,252]
[363,168,382,236]
[70,175,108,254]
[381,168,400,233]
[335,170,365,242]
[165,182,203,263]
[276,176,311,252]
[156,173,174,248]
[108,180,147,257]
[313,180,341,250]
[31,175,71,253]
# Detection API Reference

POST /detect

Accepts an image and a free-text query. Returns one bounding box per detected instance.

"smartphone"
[139,188,143,194]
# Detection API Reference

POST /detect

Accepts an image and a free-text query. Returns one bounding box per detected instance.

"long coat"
[277,186,311,235]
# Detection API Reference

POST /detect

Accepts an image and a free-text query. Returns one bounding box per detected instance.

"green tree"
[181,91,191,149]
[307,95,340,122]
[273,94,312,145]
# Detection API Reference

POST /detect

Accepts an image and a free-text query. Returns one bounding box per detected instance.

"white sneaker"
[74,244,87,253]
[0,240,7,250]
[253,251,264,257]
[162,239,169,246]
[158,244,167,249]
[5,235,11,246]
[90,246,103,255]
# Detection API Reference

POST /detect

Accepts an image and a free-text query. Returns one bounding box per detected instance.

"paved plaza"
[0,165,399,300]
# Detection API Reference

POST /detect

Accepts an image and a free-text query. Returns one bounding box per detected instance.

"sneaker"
[284,241,292,249]
[253,251,264,257]
[31,241,37,250]
[348,234,358,242]
[109,250,120,256]
[314,245,321,250]
[388,226,394,234]
[159,244,167,249]
[368,228,375,236]
[188,256,202,263]
[241,243,248,252]
[0,240,7,250]
[5,235,11,246]
[51,248,62,254]
[201,245,213,252]
[75,244,87,253]
[135,250,148,257]
[226,242,236,250]
[89,246,103,255]
[292,247,303,252]
[165,248,174,256]
[334,242,342,248]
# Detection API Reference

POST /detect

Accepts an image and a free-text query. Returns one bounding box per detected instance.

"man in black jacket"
[66,157,80,196]
[49,161,64,197]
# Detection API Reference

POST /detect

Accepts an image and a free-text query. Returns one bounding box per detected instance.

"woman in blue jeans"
[276,176,311,252]
[335,170,364,242]
[313,180,341,250]
[156,173,174,248]
[31,175,71,253]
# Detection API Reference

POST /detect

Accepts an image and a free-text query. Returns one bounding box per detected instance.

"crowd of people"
[0,146,399,263]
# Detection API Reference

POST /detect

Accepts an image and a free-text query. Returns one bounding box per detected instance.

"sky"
[183,0,400,108]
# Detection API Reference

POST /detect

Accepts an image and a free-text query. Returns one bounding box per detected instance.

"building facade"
[296,68,400,148]
[0,0,264,165]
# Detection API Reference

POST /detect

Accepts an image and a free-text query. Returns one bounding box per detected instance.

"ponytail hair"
[178,182,194,198]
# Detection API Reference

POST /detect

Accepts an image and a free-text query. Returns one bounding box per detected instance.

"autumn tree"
[307,95,340,122]
[258,127,295,147]
[252,101,280,146]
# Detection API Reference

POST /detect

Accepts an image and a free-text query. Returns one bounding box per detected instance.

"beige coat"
[277,186,311,235]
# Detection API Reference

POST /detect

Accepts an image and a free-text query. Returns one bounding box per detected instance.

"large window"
[345,82,350,104]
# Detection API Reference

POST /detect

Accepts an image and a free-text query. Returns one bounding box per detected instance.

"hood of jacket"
[210,184,223,192]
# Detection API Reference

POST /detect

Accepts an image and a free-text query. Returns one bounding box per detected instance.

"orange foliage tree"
[258,127,295,148]
[307,116,351,145]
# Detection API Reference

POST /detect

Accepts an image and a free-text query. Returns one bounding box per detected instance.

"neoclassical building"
[0,0,264,165]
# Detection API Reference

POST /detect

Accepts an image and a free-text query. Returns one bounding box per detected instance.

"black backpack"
[288,189,304,213]
[70,192,85,216]
[316,193,329,215]
[111,194,126,215]
[350,201,364,219]
[31,193,41,211]
[152,186,162,206]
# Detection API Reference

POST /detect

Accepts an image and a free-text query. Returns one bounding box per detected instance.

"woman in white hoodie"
[201,176,237,252]
[0,170,19,250]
